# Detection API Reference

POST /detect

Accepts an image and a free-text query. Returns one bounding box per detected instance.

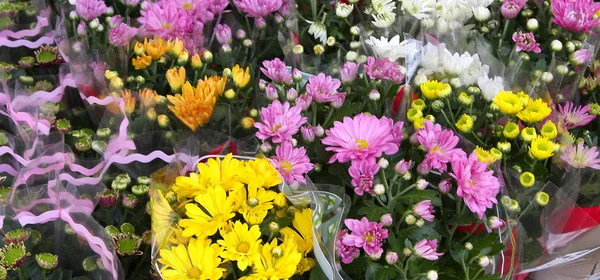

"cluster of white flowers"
[365,35,409,61]
[367,0,396,28]
[401,0,493,30]
[416,42,504,100]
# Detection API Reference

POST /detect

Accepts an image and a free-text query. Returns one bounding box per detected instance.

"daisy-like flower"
[179,186,236,237]
[512,31,541,53]
[517,98,552,123]
[218,221,262,271]
[75,0,107,21]
[365,35,409,62]
[561,142,600,170]
[322,114,401,164]
[402,0,435,20]
[477,75,504,101]
[270,141,313,184]
[441,49,474,77]
[363,57,405,84]
[305,73,342,103]
[413,239,443,260]
[529,136,555,160]
[552,0,600,33]
[493,90,525,115]
[254,100,307,143]
[336,229,360,264]
[167,81,217,131]
[343,217,388,255]
[109,23,137,47]
[246,238,302,279]
[308,22,328,45]
[413,200,435,222]
[348,160,380,196]
[234,0,282,18]
[557,102,596,130]
[279,208,314,255]
[260,58,293,84]
[138,2,192,39]
[158,238,225,280]
[371,11,396,28]
[450,152,500,219]
[417,120,466,172]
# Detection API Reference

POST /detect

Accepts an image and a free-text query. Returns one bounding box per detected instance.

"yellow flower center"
[430,146,442,154]
[237,242,250,253]
[365,233,374,243]
[356,139,369,149]
[271,124,281,132]
[280,161,293,174]
[188,267,202,278]
[469,180,475,187]
[162,23,171,29]
[182,3,193,10]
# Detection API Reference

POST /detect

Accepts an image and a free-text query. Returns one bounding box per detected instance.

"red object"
[455,223,486,234]
[291,32,300,45]
[547,206,600,234]
[392,85,415,118]
[201,139,239,163]
[78,84,99,97]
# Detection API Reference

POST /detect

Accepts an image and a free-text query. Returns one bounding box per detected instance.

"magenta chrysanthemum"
[255,100,307,143]
[557,102,596,130]
[512,31,541,53]
[270,141,313,184]
[417,120,466,172]
[305,73,343,103]
[138,2,192,39]
[552,0,600,34]
[336,229,360,264]
[340,61,360,84]
[109,23,137,47]
[560,142,600,170]
[500,0,526,19]
[348,160,380,196]
[413,239,443,260]
[363,57,404,84]
[75,0,107,21]
[171,0,215,23]
[234,0,282,18]
[413,200,435,222]
[450,152,500,219]
[260,58,293,84]
[322,114,402,164]
[342,217,388,256]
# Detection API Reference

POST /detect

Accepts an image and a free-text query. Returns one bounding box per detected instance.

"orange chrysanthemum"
[197,75,228,97]
[107,90,136,115]
[167,82,217,131]
[139,88,158,109]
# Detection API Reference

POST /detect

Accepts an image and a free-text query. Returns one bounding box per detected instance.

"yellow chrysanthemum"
[217,221,262,271]
[239,158,282,188]
[158,238,225,280]
[407,108,423,122]
[503,122,520,139]
[241,208,269,225]
[474,147,497,165]
[144,38,168,60]
[239,238,302,280]
[420,80,451,100]
[232,64,251,88]
[167,81,216,131]
[133,41,145,55]
[191,54,202,69]
[493,91,525,115]
[167,38,184,57]
[132,54,152,70]
[179,186,235,238]
[521,127,537,142]
[239,186,278,224]
[139,88,157,109]
[172,173,208,201]
[197,154,245,192]
[520,172,535,187]
[529,136,555,160]
[411,99,426,111]
[198,75,228,97]
[456,114,474,133]
[166,66,187,92]
[279,208,314,256]
[540,120,558,139]
[517,98,552,123]
[150,190,178,249]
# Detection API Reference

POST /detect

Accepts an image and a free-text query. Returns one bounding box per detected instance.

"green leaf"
[375,266,398,280]
[329,103,361,124]
[365,260,384,280]
[396,189,441,206]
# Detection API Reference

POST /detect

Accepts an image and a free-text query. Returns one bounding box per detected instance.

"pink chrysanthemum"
[552,0,600,34]
[109,23,138,47]
[138,2,192,39]
[500,0,526,19]
[234,0,282,18]
[417,120,466,172]
[306,73,343,103]
[169,0,215,22]
[75,0,107,21]
[413,200,435,222]
[255,100,307,143]
[322,114,401,164]
[560,142,600,170]
[348,160,380,196]
[557,102,596,130]
[260,58,293,85]
[340,61,360,84]
[270,141,313,184]
[512,31,541,53]
[363,57,404,84]
[207,0,229,14]
[342,217,388,256]
[336,229,360,264]
[413,239,443,260]
[450,152,500,219]
[214,24,232,45]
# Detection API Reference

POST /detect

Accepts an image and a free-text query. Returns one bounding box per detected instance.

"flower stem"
[42,269,46,280]
[498,20,511,52]
[17,267,24,280]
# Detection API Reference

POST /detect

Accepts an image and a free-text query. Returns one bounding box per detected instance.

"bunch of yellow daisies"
[151,154,315,280]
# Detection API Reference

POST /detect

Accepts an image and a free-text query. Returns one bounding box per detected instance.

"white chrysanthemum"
[477,75,504,101]
[365,35,408,61]
[402,0,436,20]
[459,54,489,86]
[371,0,396,14]
[372,11,396,28]
[436,0,474,22]
[419,42,445,75]
[441,49,474,77]
[336,3,353,18]
[308,22,327,45]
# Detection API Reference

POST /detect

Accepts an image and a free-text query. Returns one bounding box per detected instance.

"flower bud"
[536,191,549,206]
[236,29,246,39]
[224,89,236,99]
[385,252,398,265]
[501,196,512,207]
[415,219,425,227]
[202,51,213,63]
[380,214,393,227]
[313,125,325,137]
[122,194,138,209]
[369,252,382,260]
[132,185,149,196]
[374,184,385,195]
[82,257,97,272]
[550,40,563,52]
[473,7,491,22]
[526,19,538,31]
[368,89,380,101]
[260,142,272,153]
[465,242,473,250]
[378,158,389,169]
[427,270,438,280]
[431,100,444,112]
[268,221,279,232]
[487,216,507,230]
[478,256,490,267]
[293,44,304,54]
[541,72,553,83]
[497,141,511,153]
[520,172,535,187]
[336,3,353,18]
[508,199,520,212]
[345,51,358,61]
[241,117,255,130]
[350,26,360,36]
[416,179,428,190]
[566,41,575,52]
[157,114,170,128]
[327,36,336,47]
[146,108,157,121]
[221,44,232,54]
[286,88,298,101]
[249,109,258,117]
[405,215,416,225]
[438,179,452,194]
[314,44,325,55]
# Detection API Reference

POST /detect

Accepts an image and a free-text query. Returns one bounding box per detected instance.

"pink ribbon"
[0,8,51,39]
[0,34,54,48]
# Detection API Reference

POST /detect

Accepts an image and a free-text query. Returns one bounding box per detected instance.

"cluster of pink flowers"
[552,0,600,34]
[260,58,293,85]
[254,100,307,143]
[270,142,314,184]
[363,57,404,84]
[75,0,107,21]
[305,73,345,104]
[348,160,380,195]
[336,229,360,264]
[417,120,466,173]
[450,152,500,219]
[342,217,388,257]
[512,32,541,53]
